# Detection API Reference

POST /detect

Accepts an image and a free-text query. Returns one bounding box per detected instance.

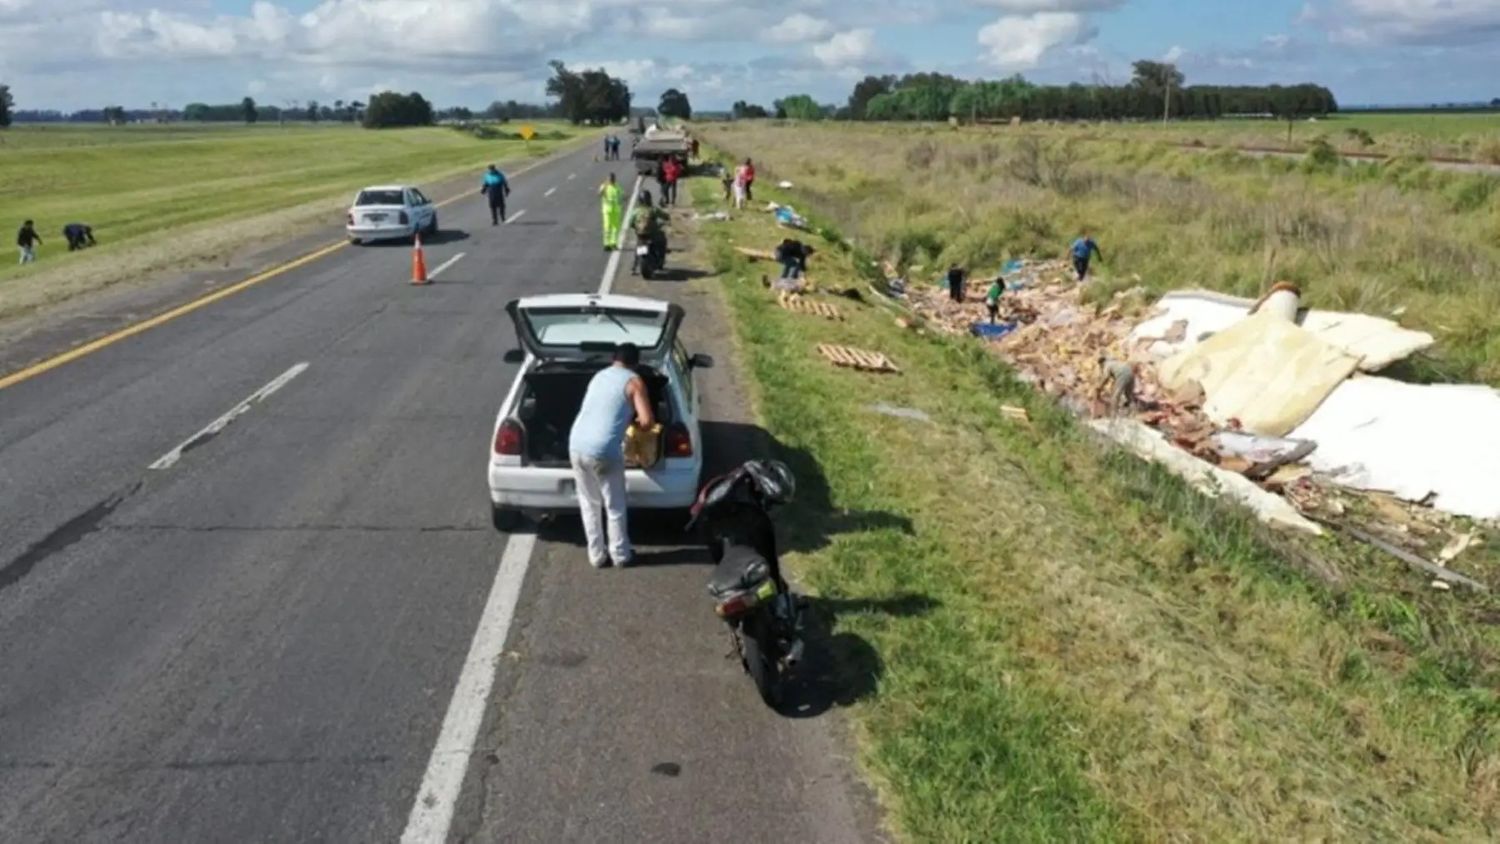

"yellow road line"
[0,241,348,392]
[0,142,595,393]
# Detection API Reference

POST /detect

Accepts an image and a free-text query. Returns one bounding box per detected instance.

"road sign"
[519,125,536,141]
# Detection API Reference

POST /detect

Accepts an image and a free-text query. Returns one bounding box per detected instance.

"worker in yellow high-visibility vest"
[599,173,623,251]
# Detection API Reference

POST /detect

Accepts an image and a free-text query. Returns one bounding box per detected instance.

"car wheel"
[491,505,523,533]
[349,237,362,245]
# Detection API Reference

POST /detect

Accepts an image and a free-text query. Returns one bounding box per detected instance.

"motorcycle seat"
[707,544,771,600]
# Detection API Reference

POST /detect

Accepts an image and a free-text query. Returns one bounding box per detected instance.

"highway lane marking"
[544,186,557,197]
[504,210,528,226]
[0,142,595,394]
[567,172,577,181]
[400,197,634,842]
[598,175,645,296]
[400,531,535,844]
[427,253,465,279]
[148,362,309,470]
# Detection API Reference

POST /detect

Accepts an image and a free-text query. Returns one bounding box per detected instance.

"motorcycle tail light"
[715,591,757,619]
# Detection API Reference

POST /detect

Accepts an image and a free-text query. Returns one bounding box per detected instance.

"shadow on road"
[358,229,472,247]
[779,592,938,719]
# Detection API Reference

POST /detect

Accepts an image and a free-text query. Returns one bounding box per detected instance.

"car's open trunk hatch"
[516,362,673,467]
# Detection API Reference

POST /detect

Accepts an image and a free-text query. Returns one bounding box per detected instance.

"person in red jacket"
[661,156,682,206]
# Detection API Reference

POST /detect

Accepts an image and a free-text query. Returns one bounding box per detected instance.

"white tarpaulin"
[1133,290,1434,372]
[1291,376,1500,521]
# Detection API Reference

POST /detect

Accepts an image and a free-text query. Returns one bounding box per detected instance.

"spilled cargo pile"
[893,260,1496,587]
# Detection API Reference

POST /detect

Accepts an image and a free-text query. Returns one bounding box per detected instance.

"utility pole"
[1163,81,1171,125]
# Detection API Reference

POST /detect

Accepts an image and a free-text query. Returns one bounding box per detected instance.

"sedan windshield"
[355,189,405,206]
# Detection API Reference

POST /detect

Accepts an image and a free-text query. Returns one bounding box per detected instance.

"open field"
[700,121,1500,385]
[687,151,1500,841]
[1082,112,1500,161]
[0,123,584,319]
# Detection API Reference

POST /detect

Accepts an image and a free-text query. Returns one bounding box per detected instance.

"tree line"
[728,62,1339,125]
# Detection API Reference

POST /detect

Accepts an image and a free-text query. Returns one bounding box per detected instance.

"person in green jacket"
[599,173,623,250]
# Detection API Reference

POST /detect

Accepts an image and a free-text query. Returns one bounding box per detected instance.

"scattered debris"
[735,246,775,261]
[778,292,842,320]
[777,180,794,189]
[694,211,731,222]
[1325,521,1489,593]
[1001,406,1031,424]
[871,403,933,424]
[1438,532,1480,564]
[818,344,901,374]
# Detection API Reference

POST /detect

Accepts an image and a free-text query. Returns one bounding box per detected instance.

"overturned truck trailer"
[632,130,690,175]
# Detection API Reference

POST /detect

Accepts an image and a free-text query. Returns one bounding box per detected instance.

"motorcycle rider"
[628,191,669,275]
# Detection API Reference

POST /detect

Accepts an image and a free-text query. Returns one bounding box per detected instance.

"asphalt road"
[0,144,883,842]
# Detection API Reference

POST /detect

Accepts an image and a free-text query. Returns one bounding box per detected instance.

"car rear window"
[356,190,405,206]
[523,308,668,350]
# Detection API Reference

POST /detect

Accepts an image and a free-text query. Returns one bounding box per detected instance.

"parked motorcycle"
[635,232,667,280]
[688,460,805,707]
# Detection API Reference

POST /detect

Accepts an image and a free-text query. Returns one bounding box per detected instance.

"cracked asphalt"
[0,144,884,843]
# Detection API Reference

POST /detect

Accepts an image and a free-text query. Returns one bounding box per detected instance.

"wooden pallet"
[817,344,900,374]
[778,292,842,320]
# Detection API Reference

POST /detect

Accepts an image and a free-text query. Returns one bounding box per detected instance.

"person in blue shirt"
[1071,233,1102,281]
[568,343,656,568]
[481,164,511,225]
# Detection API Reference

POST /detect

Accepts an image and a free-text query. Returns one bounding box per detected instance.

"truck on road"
[632,128,691,175]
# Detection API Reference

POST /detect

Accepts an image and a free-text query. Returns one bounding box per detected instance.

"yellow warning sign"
[519,125,536,141]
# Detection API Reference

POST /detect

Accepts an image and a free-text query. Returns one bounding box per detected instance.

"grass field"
[700,121,1500,385]
[0,123,584,320]
[1085,112,1500,161]
[687,162,1500,841]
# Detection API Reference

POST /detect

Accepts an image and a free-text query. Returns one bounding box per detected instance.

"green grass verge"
[686,170,1500,842]
[0,123,586,314]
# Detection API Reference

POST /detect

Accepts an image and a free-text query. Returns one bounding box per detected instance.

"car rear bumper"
[347,224,413,241]
[489,460,700,510]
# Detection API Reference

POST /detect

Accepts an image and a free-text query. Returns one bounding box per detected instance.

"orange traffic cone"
[411,234,429,285]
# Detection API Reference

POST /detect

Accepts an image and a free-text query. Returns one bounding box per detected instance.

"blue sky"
[1,1,1496,111]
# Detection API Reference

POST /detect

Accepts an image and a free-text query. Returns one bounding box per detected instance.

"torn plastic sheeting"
[1290,376,1500,521]
[1210,431,1317,467]
[1133,290,1434,372]
[1089,419,1324,535]
[1158,310,1359,437]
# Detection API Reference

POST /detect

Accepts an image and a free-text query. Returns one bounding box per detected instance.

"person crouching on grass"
[63,223,97,251]
[568,343,655,569]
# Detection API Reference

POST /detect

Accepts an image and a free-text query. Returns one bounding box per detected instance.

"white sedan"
[346,185,438,244]
[488,293,713,530]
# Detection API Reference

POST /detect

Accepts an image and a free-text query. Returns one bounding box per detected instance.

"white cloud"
[766,13,833,43]
[1163,44,1185,62]
[1310,0,1500,45]
[813,28,876,68]
[978,11,1097,69]
[973,0,1123,10]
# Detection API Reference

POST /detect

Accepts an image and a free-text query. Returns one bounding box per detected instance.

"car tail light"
[346,212,354,226]
[494,419,524,456]
[666,422,693,458]
[398,211,410,225]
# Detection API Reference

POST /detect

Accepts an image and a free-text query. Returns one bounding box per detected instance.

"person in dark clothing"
[775,238,813,280]
[1071,232,1103,281]
[946,264,966,303]
[481,164,511,225]
[63,223,97,251]
[17,220,41,264]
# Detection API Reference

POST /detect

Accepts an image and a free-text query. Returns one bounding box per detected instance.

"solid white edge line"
[399,531,537,844]
[598,175,645,296]
[427,253,465,279]
[567,173,577,181]
[503,210,528,226]
[543,187,557,197]
[148,362,309,470]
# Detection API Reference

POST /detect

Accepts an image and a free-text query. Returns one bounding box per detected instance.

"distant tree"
[362,91,434,128]
[730,100,769,119]
[774,94,825,121]
[659,88,692,120]
[847,74,896,120]
[306,99,321,122]
[546,60,632,125]
[348,100,365,122]
[1132,60,1184,120]
[1491,97,1500,108]
[0,84,13,128]
[334,99,345,119]
[242,96,258,124]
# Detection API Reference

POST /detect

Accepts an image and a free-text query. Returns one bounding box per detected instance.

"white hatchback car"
[346,185,437,244]
[488,293,713,530]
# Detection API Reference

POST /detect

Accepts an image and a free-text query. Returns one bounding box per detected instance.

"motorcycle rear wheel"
[740,616,783,708]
